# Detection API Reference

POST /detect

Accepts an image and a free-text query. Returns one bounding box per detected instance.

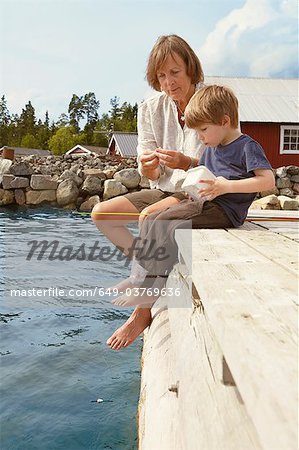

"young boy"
[112,85,275,307]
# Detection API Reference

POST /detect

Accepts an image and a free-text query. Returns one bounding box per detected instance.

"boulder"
[103,169,116,179]
[56,179,79,206]
[26,190,56,205]
[113,168,141,188]
[286,165,299,176]
[30,175,58,190]
[2,174,15,189]
[103,179,128,200]
[81,175,104,195]
[277,195,299,210]
[58,169,83,186]
[290,174,299,183]
[79,195,100,212]
[260,187,279,197]
[275,166,287,178]
[276,177,292,189]
[83,169,107,180]
[292,183,299,194]
[0,159,13,184]
[10,161,33,176]
[139,174,151,189]
[15,189,26,205]
[11,177,30,189]
[0,189,14,205]
[279,188,294,197]
[249,194,280,210]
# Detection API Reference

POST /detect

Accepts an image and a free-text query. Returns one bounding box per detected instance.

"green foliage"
[0,93,137,152]
[21,133,39,149]
[48,127,86,155]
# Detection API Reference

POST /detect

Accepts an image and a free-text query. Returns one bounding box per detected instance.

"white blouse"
[137,88,205,192]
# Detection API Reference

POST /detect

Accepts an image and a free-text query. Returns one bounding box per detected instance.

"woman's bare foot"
[106,307,152,350]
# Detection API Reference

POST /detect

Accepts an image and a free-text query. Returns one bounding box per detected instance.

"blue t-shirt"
[199,134,272,227]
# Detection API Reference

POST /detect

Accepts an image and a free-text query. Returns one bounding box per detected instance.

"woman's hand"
[155,148,190,170]
[198,176,231,199]
[139,150,160,170]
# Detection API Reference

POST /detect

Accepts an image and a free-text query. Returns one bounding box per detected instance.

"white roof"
[205,76,298,123]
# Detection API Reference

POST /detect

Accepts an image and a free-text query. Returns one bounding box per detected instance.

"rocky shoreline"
[0,154,298,211]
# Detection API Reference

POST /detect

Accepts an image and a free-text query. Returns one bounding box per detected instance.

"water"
[0,206,141,450]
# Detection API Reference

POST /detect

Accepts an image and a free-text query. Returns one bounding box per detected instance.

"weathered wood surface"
[138,221,298,450]
[185,226,298,450]
[138,296,181,450]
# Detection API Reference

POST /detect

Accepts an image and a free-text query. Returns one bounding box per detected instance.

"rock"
[0,159,13,184]
[139,174,151,189]
[113,168,141,188]
[286,165,299,176]
[15,189,26,205]
[292,183,299,194]
[2,174,15,189]
[81,175,104,195]
[0,189,14,205]
[40,166,53,175]
[56,179,79,206]
[10,161,33,176]
[103,180,128,200]
[83,169,107,180]
[278,195,299,210]
[276,177,292,189]
[290,174,299,183]
[79,195,100,212]
[103,169,116,179]
[249,194,280,210]
[58,169,83,186]
[26,190,56,205]
[11,177,29,189]
[30,175,58,190]
[275,167,287,178]
[279,188,294,197]
[260,187,279,197]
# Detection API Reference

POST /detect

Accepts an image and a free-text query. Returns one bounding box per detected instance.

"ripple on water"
[1,208,140,450]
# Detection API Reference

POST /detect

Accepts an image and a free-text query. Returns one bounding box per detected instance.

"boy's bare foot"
[106,307,152,350]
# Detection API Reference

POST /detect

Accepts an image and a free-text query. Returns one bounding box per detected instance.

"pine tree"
[0,95,11,146]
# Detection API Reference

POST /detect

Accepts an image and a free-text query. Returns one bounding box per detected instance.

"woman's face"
[157,53,194,105]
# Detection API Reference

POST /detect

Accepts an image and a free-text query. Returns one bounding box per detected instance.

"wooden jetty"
[138,211,298,450]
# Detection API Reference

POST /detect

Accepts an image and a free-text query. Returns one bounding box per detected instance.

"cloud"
[198,0,298,78]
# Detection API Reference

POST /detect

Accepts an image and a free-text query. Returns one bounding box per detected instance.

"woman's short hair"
[146,34,204,91]
[185,85,239,129]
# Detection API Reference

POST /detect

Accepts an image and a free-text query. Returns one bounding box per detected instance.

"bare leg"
[106,307,152,350]
[91,197,152,349]
[91,196,141,256]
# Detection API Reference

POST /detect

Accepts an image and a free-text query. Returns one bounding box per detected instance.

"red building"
[206,77,299,168]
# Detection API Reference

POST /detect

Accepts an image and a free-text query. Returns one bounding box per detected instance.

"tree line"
[0,93,138,155]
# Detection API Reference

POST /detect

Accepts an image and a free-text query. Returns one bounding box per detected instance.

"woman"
[91,34,205,350]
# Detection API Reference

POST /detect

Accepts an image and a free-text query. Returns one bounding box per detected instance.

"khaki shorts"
[123,189,187,213]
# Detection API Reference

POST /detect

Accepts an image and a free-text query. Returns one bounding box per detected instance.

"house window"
[280,125,299,154]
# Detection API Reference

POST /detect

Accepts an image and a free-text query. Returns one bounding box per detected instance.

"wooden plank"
[247,210,299,219]
[138,295,182,450]
[227,223,299,276]
[166,265,262,450]
[189,229,298,450]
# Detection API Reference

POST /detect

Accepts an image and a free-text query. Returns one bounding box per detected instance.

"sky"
[0,0,298,123]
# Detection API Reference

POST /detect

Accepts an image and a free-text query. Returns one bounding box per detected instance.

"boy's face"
[196,120,229,147]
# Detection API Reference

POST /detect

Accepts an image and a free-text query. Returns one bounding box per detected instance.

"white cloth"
[137,86,206,192]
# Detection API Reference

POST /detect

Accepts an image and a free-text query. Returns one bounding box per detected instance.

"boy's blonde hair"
[185,85,239,129]
[146,34,204,91]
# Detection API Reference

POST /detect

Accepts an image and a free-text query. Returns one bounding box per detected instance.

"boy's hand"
[198,176,231,199]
